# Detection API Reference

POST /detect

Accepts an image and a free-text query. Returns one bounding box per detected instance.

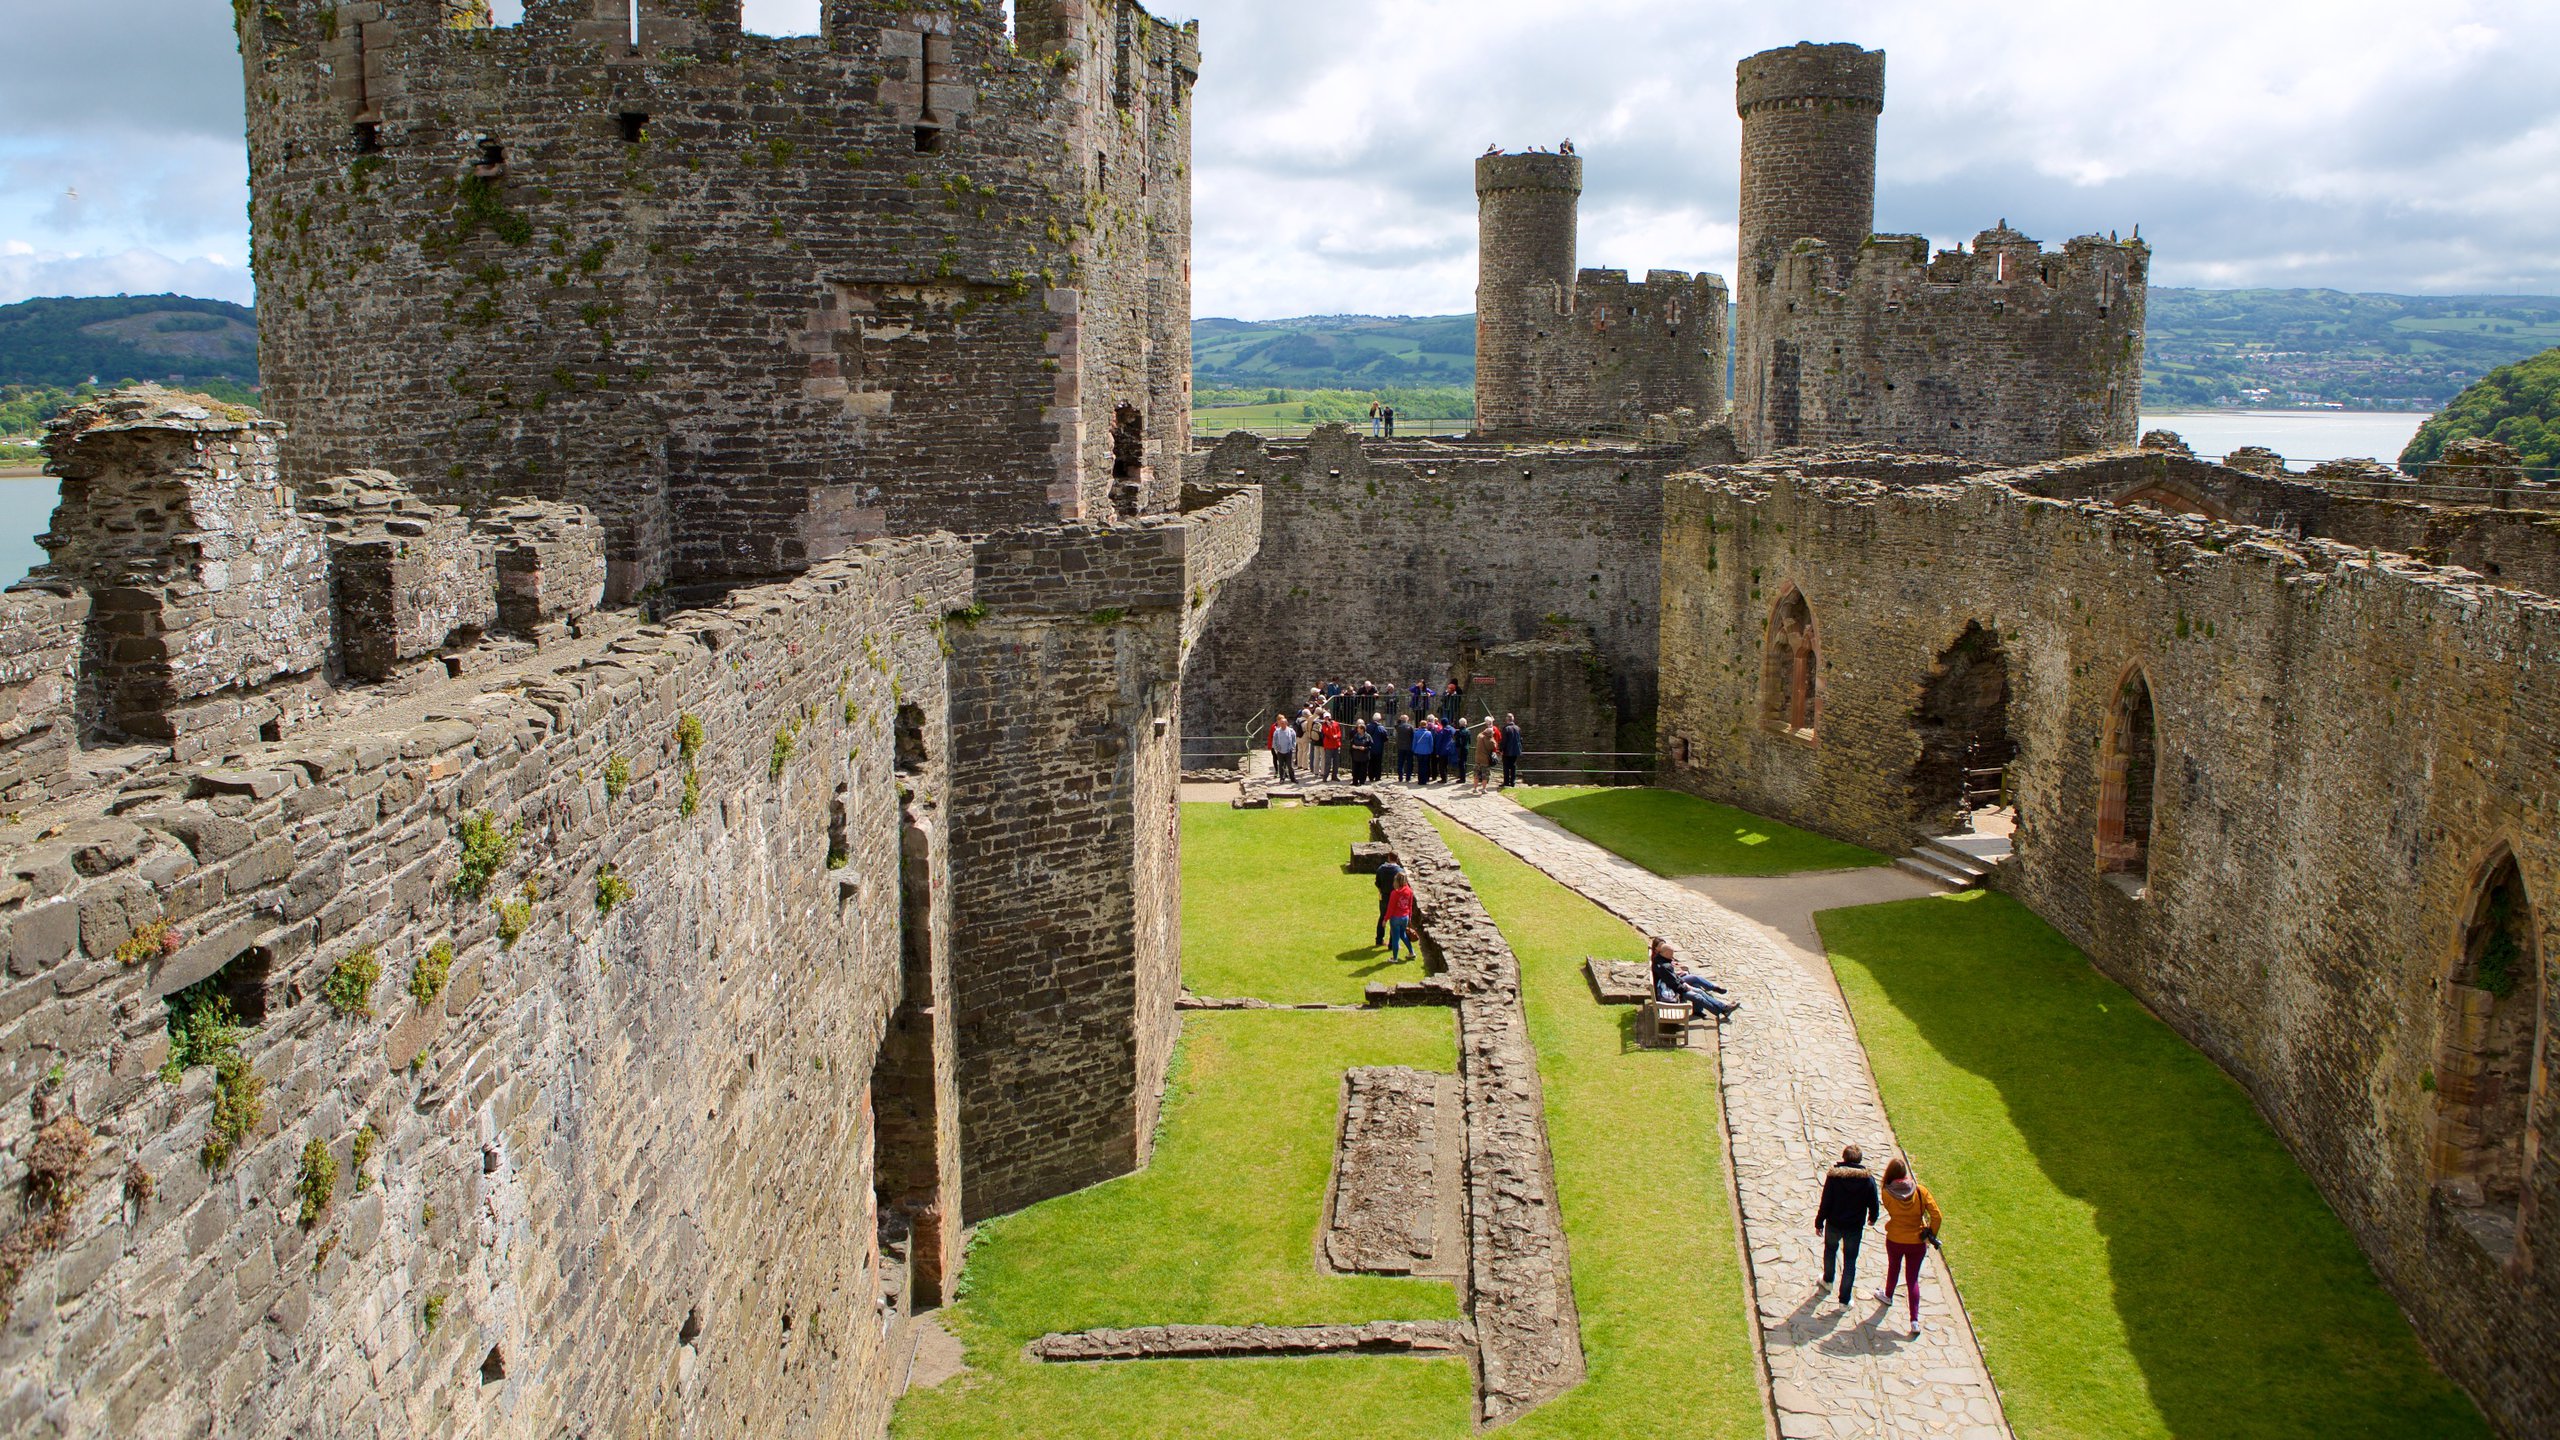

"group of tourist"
[1265,679,1526,792]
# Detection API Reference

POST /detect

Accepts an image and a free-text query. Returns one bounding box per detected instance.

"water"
[2136,410,2431,470]
[0,478,54,590]
[0,409,2435,590]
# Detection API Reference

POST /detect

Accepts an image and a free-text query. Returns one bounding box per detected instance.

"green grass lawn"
[1817,891,2490,1440]
[1515,786,1886,878]
[1430,814,1765,1440]
[891,1007,1471,1439]
[1181,801,1426,1003]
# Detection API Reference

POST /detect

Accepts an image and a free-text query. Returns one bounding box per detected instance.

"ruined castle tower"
[1473,150,1726,438]
[240,0,1196,600]
[1732,42,2146,462]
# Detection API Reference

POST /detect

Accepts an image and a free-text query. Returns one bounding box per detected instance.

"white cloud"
[0,246,254,308]
[14,0,2559,319]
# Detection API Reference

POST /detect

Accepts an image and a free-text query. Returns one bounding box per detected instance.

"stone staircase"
[1895,832,2012,890]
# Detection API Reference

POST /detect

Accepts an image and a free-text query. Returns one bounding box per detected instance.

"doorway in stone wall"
[1111,402,1146,517]
[2095,664,2159,893]
[2429,850,2543,1266]
[1907,621,2016,838]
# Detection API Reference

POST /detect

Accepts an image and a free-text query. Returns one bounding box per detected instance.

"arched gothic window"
[2095,665,2158,882]
[1760,587,1820,740]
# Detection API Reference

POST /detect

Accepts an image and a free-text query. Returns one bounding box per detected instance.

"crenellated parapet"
[1749,225,2148,460]
[1731,42,2145,461]
[1474,148,1728,438]
[236,0,1198,597]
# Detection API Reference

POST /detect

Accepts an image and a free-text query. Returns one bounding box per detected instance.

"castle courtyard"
[0,5,2552,1437]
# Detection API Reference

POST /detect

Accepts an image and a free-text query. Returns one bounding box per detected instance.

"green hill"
[0,295,259,390]
[2400,347,2560,474]
[1192,314,1476,389]
[1194,290,2560,412]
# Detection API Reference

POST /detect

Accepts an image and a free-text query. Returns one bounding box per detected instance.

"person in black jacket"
[1373,858,1405,948]
[1814,1144,1881,1307]
[1498,712,1523,788]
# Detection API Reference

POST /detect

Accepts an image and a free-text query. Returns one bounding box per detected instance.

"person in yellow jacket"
[1874,1155,1942,1337]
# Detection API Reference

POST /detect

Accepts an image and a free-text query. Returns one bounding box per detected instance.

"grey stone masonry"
[1732,43,2145,463]
[36,387,332,757]
[0,587,89,805]
[0,530,977,1439]
[1475,150,1728,439]
[472,499,606,640]
[1181,427,1688,758]
[1324,1066,1460,1277]
[944,489,1262,1221]
[297,470,499,681]
[1029,1320,1475,1363]
[1372,795,1585,1426]
[1657,456,2560,1437]
[1415,787,2013,1440]
[238,0,1198,597]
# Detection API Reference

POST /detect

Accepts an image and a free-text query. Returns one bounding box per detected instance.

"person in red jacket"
[1319,716,1344,781]
[1383,875,1417,962]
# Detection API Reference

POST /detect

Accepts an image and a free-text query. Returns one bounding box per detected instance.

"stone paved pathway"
[1413,789,2013,1440]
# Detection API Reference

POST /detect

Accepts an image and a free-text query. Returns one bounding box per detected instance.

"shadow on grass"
[1817,891,2487,1440]
[1518,787,1886,878]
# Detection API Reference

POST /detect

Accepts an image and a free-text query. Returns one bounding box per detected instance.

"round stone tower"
[1734,42,1885,455]
[1474,151,1583,436]
[1735,42,1886,286]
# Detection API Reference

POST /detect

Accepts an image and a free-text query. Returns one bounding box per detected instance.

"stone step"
[1895,851,1980,890]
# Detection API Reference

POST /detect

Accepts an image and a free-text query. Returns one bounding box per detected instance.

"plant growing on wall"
[409,941,454,1004]
[296,1139,338,1227]
[321,948,382,1018]
[596,866,633,916]
[452,811,520,900]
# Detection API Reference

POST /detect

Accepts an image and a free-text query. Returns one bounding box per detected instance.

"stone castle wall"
[1657,464,2560,1437]
[1473,152,1725,439]
[237,0,1194,597]
[1731,42,2145,463]
[0,524,976,1438]
[1180,428,1679,759]
[944,490,1259,1219]
[1744,229,2147,462]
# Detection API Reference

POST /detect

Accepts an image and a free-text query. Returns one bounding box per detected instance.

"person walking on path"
[1814,1145,1880,1308]
[1383,874,1418,962]
[1395,713,1416,783]
[1875,1156,1943,1338]
[1268,714,1299,783]
[1372,857,1406,948]
[1499,713,1523,788]
[1471,715,1499,793]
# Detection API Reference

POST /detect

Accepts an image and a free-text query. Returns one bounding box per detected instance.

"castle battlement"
[238,0,1199,600]
[1473,149,1726,438]
[1732,41,2144,462]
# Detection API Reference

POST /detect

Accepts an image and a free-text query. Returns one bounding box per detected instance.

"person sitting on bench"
[1650,937,1739,1021]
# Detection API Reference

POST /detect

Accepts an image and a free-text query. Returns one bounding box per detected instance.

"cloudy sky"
[5,0,2556,319]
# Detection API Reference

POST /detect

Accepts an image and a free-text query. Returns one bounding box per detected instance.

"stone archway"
[1760,586,1820,741]
[2430,849,2544,1264]
[2094,663,2158,883]
[2113,478,2232,522]
[1907,621,2015,832]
